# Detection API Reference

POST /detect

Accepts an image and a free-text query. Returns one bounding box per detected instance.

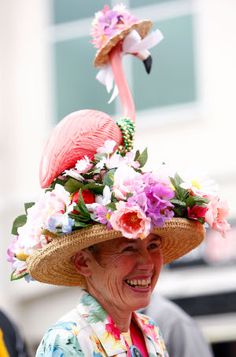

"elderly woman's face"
[79,234,163,312]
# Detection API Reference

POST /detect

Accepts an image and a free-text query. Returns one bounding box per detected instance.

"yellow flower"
[191,179,201,190]
[15,251,28,261]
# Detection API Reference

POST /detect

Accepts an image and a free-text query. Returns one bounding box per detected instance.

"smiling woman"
[73,235,163,330]
[7,3,229,357]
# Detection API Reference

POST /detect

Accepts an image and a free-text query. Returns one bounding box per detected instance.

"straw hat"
[91,4,152,67]
[27,219,204,286]
[94,20,152,67]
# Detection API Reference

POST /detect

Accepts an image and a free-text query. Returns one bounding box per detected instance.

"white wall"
[0,0,51,319]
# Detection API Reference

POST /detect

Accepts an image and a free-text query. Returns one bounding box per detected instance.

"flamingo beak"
[135,49,153,74]
[143,55,152,74]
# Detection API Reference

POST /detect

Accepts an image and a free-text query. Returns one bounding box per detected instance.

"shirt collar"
[76,289,166,356]
[133,311,166,355]
[76,289,127,356]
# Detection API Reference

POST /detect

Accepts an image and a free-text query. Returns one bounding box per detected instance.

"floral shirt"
[36,288,169,356]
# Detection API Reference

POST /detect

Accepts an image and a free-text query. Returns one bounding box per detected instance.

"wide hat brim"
[94,20,153,67]
[27,218,205,287]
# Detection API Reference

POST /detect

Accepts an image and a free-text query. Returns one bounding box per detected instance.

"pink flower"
[110,202,151,239]
[205,195,230,237]
[113,165,141,200]
[75,156,93,174]
[91,5,138,49]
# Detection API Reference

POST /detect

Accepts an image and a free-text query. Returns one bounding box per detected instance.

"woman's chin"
[123,281,152,309]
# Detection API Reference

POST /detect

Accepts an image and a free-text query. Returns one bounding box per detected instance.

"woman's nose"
[137,248,153,267]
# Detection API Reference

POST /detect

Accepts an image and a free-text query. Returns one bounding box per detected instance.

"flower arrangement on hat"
[7,139,230,282]
[91,3,139,50]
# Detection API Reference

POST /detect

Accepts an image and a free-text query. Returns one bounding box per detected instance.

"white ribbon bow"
[96,29,164,103]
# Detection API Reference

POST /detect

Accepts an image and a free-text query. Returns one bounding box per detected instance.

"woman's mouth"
[125,277,151,289]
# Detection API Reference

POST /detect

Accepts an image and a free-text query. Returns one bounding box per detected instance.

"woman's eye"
[122,246,136,253]
[148,242,161,250]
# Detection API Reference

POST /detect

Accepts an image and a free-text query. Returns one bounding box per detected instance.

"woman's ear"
[73,250,92,277]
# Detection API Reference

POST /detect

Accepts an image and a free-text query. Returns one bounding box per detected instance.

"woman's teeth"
[125,278,151,288]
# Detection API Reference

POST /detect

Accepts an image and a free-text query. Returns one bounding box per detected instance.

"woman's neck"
[86,286,132,332]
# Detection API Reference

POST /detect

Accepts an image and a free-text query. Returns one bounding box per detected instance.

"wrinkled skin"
[74,234,163,331]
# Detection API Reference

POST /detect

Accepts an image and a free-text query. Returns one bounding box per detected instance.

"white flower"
[75,156,93,174]
[63,169,84,181]
[113,4,127,12]
[106,152,122,169]
[180,171,218,196]
[96,186,112,205]
[123,151,140,169]
[86,186,112,215]
[96,139,117,155]
[17,184,72,251]
[95,157,107,170]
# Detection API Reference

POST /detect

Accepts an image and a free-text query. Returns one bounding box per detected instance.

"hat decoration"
[93,4,163,102]
[7,4,230,286]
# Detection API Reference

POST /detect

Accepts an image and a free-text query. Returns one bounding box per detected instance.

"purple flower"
[95,205,112,228]
[91,5,138,48]
[144,183,175,227]
[127,174,175,228]
[128,192,148,212]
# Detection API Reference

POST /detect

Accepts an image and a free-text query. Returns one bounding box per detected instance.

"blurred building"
[0,0,236,355]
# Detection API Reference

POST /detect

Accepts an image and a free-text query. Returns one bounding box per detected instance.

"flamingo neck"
[109,44,136,123]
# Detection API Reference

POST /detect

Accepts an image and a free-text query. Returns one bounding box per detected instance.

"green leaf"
[49,177,66,190]
[170,174,189,201]
[11,269,28,281]
[137,148,148,168]
[106,202,116,211]
[186,195,209,208]
[134,150,140,162]
[64,178,83,193]
[24,202,35,213]
[94,153,105,162]
[77,190,91,217]
[170,199,186,207]
[70,212,91,223]
[173,206,187,217]
[84,183,104,194]
[11,214,27,235]
[72,221,91,228]
[103,169,115,187]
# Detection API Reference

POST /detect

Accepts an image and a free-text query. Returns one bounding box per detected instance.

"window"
[133,15,196,111]
[51,0,197,122]
[53,0,112,24]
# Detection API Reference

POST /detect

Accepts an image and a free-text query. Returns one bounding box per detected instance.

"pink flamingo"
[39,7,162,189]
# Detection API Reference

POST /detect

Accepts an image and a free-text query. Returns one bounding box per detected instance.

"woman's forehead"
[96,234,160,250]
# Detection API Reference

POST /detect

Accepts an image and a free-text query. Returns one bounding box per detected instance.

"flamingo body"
[39,44,136,189]
[39,109,122,188]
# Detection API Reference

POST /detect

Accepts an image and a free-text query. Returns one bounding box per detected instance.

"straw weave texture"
[27,218,204,287]
[94,20,153,67]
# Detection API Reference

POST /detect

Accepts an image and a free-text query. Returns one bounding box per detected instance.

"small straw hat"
[91,4,152,67]
[94,20,152,67]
